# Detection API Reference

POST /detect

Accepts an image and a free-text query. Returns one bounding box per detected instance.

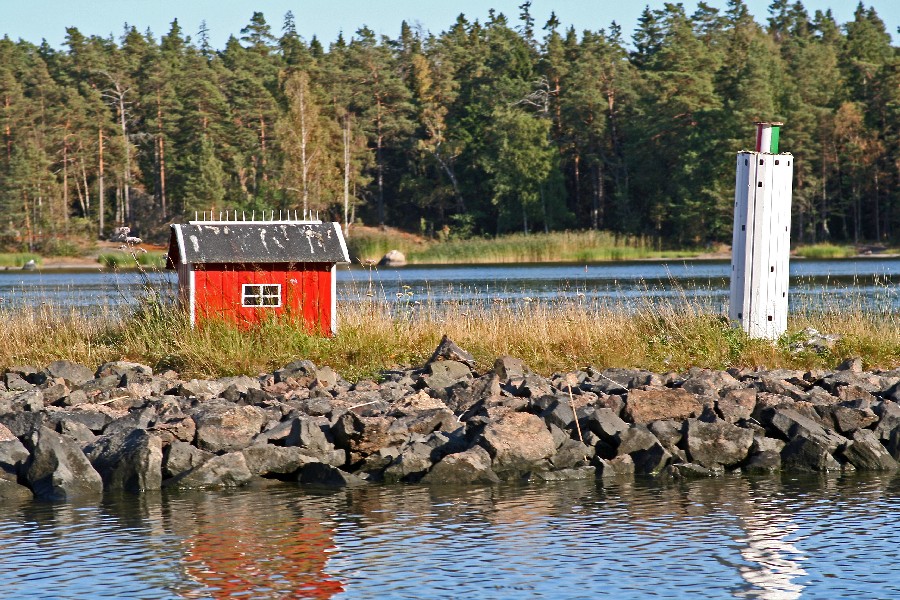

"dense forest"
[0,1,898,253]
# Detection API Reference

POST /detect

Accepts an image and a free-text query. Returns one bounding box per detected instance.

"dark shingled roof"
[167,222,349,267]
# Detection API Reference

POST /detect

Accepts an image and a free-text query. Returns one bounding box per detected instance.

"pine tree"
[560,26,636,231]
[138,20,186,223]
[840,4,895,240]
[173,46,233,218]
[279,11,310,68]
[182,133,227,215]
[627,3,722,243]
[344,27,414,227]
[221,14,280,204]
[410,45,464,221]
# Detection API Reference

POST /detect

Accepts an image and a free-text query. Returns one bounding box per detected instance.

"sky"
[2,0,897,50]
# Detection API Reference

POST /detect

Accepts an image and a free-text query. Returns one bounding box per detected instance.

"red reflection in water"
[180,516,343,599]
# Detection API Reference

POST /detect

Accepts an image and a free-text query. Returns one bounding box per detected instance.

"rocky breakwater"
[2,338,900,501]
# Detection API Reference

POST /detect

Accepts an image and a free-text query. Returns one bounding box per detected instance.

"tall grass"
[347,229,702,264]
[0,253,41,268]
[0,287,896,381]
[793,243,856,259]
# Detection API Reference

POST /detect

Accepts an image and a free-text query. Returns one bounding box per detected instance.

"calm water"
[0,257,898,311]
[3,473,900,599]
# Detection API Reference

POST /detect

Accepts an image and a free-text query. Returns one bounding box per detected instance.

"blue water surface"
[2,474,899,599]
[0,257,897,312]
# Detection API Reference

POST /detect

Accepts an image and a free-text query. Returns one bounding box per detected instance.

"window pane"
[241,283,281,307]
[242,284,256,307]
[242,283,280,307]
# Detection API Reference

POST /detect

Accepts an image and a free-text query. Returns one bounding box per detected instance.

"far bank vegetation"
[1,2,899,259]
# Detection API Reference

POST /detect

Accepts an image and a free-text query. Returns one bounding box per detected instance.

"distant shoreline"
[17,250,900,272]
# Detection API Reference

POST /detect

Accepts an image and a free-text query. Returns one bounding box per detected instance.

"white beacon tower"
[729,122,794,339]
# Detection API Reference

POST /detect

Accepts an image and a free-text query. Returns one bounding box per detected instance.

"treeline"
[1,1,898,252]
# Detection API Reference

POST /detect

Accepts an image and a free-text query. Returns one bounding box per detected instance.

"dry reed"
[0,287,896,381]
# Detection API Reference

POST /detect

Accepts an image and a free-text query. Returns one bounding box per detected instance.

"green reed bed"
[347,229,702,264]
[792,243,857,259]
[97,251,167,269]
[0,253,41,268]
[407,231,701,264]
[0,288,896,382]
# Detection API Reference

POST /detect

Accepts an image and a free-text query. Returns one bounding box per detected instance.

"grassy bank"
[347,229,703,264]
[0,290,896,382]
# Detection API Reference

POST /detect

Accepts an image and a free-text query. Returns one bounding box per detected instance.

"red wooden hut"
[166,219,349,333]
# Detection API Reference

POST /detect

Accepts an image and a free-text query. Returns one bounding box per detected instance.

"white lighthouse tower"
[729,122,794,340]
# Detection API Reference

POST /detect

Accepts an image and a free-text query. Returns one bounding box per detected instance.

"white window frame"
[242,283,282,307]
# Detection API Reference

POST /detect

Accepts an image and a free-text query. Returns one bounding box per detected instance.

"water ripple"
[1,475,900,598]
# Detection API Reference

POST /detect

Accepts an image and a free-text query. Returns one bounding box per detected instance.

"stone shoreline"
[2,336,900,501]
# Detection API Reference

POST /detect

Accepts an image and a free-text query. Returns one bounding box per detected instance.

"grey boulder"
[85,429,163,492]
[299,462,368,486]
[167,451,254,489]
[616,425,671,474]
[839,430,898,471]
[422,446,500,485]
[595,454,636,478]
[242,445,316,477]
[780,436,841,472]
[0,428,29,481]
[24,426,103,500]
[164,440,213,479]
[47,360,94,387]
[0,478,33,501]
[481,411,555,476]
[684,418,754,469]
[191,401,268,453]
[428,335,476,368]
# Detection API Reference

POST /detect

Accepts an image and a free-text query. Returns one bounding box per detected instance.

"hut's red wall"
[192,262,333,333]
